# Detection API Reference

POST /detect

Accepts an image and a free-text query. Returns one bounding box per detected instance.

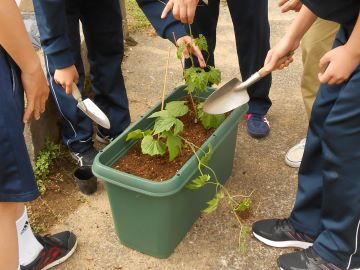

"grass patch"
[126,0,152,32]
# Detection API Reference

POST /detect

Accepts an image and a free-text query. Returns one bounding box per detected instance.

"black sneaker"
[278,247,345,270]
[21,231,77,270]
[70,147,98,167]
[252,218,314,249]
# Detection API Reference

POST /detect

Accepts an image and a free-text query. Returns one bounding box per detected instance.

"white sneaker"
[285,138,306,168]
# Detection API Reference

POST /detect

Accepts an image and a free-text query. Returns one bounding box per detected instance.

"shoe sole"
[284,156,301,168]
[246,127,270,139]
[42,239,78,270]
[253,232,313,249]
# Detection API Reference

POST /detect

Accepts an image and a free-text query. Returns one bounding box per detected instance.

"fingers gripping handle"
[258,51,295,77]
[72,83,82,102]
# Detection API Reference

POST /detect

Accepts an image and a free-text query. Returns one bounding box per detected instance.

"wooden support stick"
[161,45,172,111]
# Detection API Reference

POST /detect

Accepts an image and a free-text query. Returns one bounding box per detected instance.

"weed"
[33,139,60,195]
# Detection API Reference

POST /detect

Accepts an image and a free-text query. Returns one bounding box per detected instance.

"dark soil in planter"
[113,99,217,182]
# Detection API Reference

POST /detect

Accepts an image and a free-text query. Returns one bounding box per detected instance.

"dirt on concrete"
[48,3,310,270]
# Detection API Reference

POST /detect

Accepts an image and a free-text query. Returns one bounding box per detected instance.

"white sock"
[16,207,44,266]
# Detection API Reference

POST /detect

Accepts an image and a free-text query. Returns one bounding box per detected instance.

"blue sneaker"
[246,113,270,138]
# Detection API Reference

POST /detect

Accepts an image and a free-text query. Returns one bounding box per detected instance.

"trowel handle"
[258,51,295,77]
[71,83,82,102]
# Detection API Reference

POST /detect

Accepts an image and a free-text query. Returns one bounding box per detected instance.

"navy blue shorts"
[0,48,39,202]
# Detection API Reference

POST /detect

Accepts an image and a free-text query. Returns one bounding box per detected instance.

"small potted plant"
[92,35,248,258]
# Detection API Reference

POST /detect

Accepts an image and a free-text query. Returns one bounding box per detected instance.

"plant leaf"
[165,101,189,118]
[177,44,186,60]
[197,102,225,129]
[149,110,172,118]
[166,133,183,161]
[207,66,221,85]
[143,129,153,136]
[141,135,166,156]
[173,119,184,135]
[186,174,211,189]
[203,190,224,214]
[200,144,213,167]
[126,129,145,141]
[184,67,208,94]
[234,198,253,213]
[194,34,208,53]
[153,117,177,135]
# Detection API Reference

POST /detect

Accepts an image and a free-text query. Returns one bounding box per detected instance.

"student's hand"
[177,35,206,67]
[161,0,199,24]
[54,65,79,95]
[21,62,49,123]
[278,0,302,13]
[264,36,299,72]
[318,45,360,84]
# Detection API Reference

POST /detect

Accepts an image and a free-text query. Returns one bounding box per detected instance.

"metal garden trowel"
[203,52,294,115]
[72,83,111,129]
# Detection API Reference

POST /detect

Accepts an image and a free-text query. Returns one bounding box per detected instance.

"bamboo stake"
[161,45,172,111]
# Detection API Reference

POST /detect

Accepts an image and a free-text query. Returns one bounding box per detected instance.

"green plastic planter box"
[92,85,248,258]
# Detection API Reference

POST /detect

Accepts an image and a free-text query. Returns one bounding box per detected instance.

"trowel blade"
[203,78,249,115]
[77,99,111,129]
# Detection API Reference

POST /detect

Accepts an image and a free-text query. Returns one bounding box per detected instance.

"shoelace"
[36,234,64,249]
[75,153,84,167]
[276,218,293,230]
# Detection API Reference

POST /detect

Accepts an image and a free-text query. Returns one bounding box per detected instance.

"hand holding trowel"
[203,52,294,115]
[71,83,111,129]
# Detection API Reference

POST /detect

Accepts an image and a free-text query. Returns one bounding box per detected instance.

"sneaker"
[21,231,77,270]
[246,113,270,138]
[95,131,115,144]
[285,138,306,168]
[278,247,346,270]
[252,218,314,249]
[70,147,98,167]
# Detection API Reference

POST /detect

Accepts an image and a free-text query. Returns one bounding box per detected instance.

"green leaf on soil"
[141,135,166,156]
[177,43,186,60]
[153,117,177,135]
[194,34,208,53]
[197,102,225,129]
[153,117,184,135]
[126,129,144,141]
[207,66,221,85]
[173,118,184,135]
[234,198,252,213]
[186,174,211,189]
[165,101,189,118]
[165,133,183,161]
[203,190,224,214]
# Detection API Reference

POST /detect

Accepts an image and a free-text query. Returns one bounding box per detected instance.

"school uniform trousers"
[290,27,360,269]
[35,0,131,153]
[0,48,39,202]
[186,0,272,115]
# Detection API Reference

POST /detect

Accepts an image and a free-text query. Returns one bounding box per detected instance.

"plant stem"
[187,24,195,67]
[172,32,185,73]
[189,94,198,123]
